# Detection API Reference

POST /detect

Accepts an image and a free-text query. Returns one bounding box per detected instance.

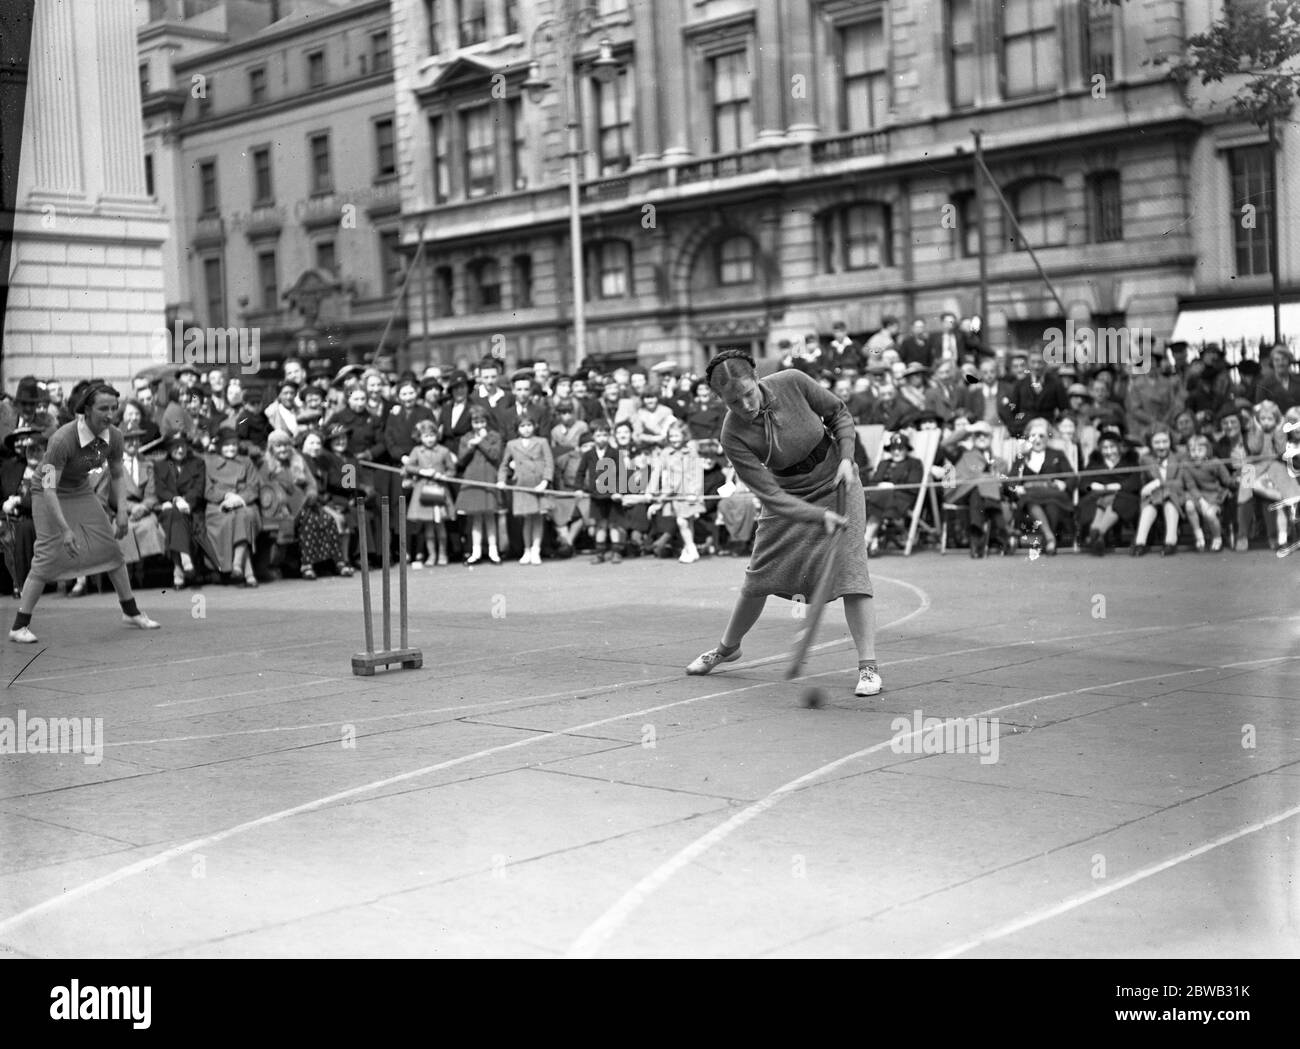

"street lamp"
[522,5,620,373]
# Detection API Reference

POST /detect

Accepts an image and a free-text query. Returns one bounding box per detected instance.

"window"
[468,257,501,311]
[1086,171,1122,243]
[1010,178,1067,249]
[144,154,155,198]
[374,118,396,179]
[199,160,218,215]
[949,191,978,258]
[371,30,391,72]
[509,96,527,189]
[1001,0,1057,98]
[434,265,454,316]
[512,253,532,308]
[315,239,336,275]
[1229,145,1272,276]
[585,240,631,300]
[459,0,487,46]
[717,236,755,285]
[203,256,225,326]
[379,230,404,294]
[948,0,975,109]
[594,70,631,175]
[505,0,520,35]
[309,132,332,195]
[841,17,888,131]
[822,204,891,272]
[249,65,267,104]
[462,104,495,197]
[139,62,150,97]
[430,115,450,203]
[1081,0,1114,84]
[307,50,326,89]
[257,250,278,310]
[425,0,441,54]
[251,147,273,205]
[710,50,752,153]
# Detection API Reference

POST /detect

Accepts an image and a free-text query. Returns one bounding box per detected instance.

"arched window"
[1010,178,1066,250]
[716,236,755,285]
[820,203,891,272]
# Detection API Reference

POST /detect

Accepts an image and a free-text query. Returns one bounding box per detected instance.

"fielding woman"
[9,381,160,643]
[686,351,881,696]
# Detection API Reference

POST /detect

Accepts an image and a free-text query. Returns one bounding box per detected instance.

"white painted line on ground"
[563,653,1298,959]
[932,800,1300,958]
[0,588,934,937]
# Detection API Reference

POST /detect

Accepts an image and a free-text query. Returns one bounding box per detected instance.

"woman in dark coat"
[1007,416,1077,555]
[1,428,45,597]
[864,431,924,553]
[685,351,882,698]
[333,387,384,559]
[1077,428,1142,555]
[203,427,261,585]
[382,379,435,543]
[153,432,208,588]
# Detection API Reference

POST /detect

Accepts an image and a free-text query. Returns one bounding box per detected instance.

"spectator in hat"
[311,421,364,572]
[1227,358,1261,404]
[175,364,200,394]
[1256,344,1297,413]
[1078,428,1142,555]
[438,370,475,451]
[946,421,1008,557]
[897,362,930,420]
[154,433,206,589]
[108,426,165,581]
[864,432,923,554]
[1007,417,1076,555]
[8,377,56,441]
[863,383,910,430]
[204,427,261,586]
[1,428,46,597]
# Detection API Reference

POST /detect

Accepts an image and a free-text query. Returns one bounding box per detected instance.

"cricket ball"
[801,686,827,709]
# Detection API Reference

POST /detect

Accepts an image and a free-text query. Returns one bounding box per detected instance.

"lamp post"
[522,6,620,374]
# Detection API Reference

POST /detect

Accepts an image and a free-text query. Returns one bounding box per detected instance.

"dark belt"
[772,433,834,477]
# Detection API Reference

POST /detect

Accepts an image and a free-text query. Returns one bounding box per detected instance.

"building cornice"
[172,70,392,138]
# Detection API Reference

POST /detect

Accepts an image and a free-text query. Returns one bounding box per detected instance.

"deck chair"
[856,424,886,468]
[902,427,944,555]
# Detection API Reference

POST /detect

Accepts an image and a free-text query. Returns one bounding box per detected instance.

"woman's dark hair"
[705,350,757,392]
[72,380,121,416]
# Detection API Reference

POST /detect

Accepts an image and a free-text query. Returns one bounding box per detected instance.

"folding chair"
[902,428,943,556]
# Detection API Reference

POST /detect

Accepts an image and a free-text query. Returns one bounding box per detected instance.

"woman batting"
[686,351,881,696]
[9,381,161,643]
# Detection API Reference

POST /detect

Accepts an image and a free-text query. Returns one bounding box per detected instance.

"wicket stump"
[352,495,423,676]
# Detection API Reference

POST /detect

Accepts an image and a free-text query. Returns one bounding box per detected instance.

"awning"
[1170,303,1300,345]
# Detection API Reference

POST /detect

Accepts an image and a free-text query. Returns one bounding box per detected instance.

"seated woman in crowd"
[154,433,206,589]
[1131,428,1191,556]
[1077,428,1142,555]
[108,426,166,582]
[608,420,653,557]
[1181,434,1233,552]
[864,432,923,555]
[1,428,45,598]
[119,398,160,447]
[946,421,1008,558]
[714,454,760,556]
[1050,414,1083,472]
[204,426,261,587]
[259,430,344,580]
[306,422,359,574]
[264,380,302,438]
[1007,417,1076,556]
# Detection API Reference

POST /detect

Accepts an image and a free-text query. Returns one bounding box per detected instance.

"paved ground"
[0,545,1297,958]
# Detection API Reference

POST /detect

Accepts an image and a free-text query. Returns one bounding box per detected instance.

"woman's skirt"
[1077,490,1139,526]
[510,488,545,516]
[408,480,455,523]
[205,504,260,573]
[743,455,872,602]
[455,482,499,516]
[296,504,341,566]
[31,490,125,581]
[1014,485,1074,514]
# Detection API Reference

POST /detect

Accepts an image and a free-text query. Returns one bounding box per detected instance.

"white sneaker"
[9,626,37,643]
[855,667,883,697]
[686,646,741,675]
[411,559,425,570]
[123,612,161,630]
[678,547,700,564]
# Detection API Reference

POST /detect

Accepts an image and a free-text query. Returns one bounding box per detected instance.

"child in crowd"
[610,421,652,557]
[576,421,622,563]
[456,406,503,564]
[1180,434,1232,552]
[648,422,704,563]
[404,419,456,567]
[499,415,554,565]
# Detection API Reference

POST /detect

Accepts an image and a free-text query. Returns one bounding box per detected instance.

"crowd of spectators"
[1,315,1296,595]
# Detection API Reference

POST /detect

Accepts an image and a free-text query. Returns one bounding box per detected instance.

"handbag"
[418,480,449,507]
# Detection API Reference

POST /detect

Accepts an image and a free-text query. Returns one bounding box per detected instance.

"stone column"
[784,0,817,139]
[753,0,785,145]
